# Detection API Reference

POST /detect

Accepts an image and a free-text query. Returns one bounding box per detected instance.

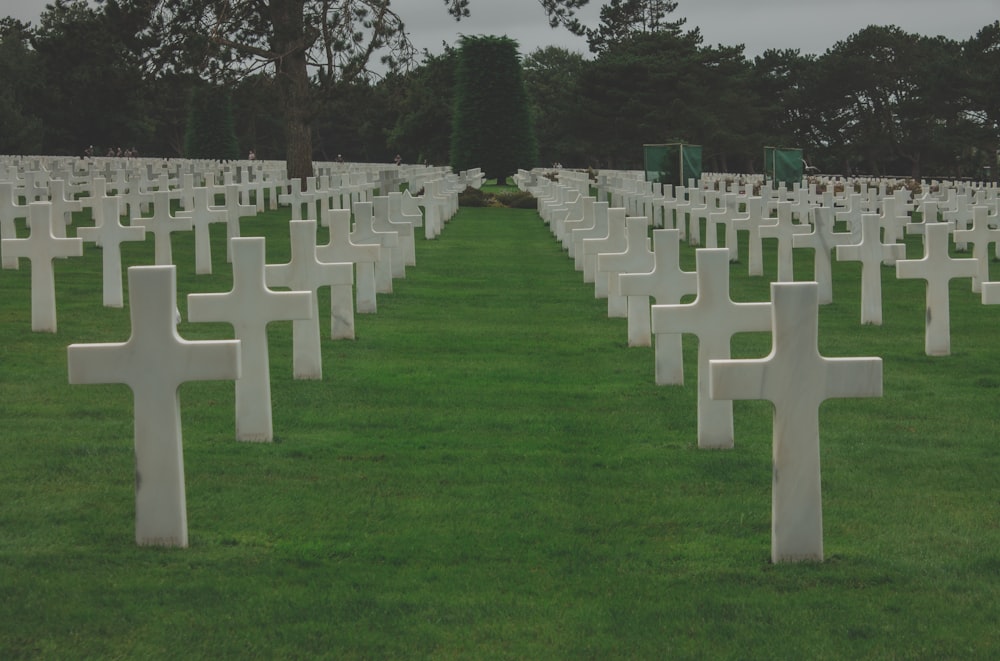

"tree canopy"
[2,3,997,180]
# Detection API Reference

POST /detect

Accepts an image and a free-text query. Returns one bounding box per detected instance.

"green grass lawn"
[1,201,998,658]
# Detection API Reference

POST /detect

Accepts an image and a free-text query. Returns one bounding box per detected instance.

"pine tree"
[450,36,538,185]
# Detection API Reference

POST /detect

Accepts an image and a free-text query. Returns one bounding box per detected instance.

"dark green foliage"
[184,85,240,160]
[521,46,590,167]
[450,36,538,184]
[388,48,456,166]
[457,186,536,208]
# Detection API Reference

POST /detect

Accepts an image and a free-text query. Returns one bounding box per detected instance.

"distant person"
[336,154,344,163]
[394,154,402,166]
[248,149,256,161]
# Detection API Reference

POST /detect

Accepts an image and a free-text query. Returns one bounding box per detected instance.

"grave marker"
[266,220,354,379]
[619,228,698,385]
[895,223,978,356]
[187,237,312,441]
[835,214,904,325]
[67,265,241,547]
[710,282,882,562]
[1,202,83,332]
[76,196,146,307]
[653,249,771,448]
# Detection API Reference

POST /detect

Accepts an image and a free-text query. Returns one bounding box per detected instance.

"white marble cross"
[266,220,354,379]
[318,207,381,315]
[1,202,83,332]
[176,186,227,275]
[895,222,978,356]
[951,206,999,293]
[574,201,610,279]
[42,179,80,239]
[187,237,312,442]
[878,196,909,264]
[67,265,241,547]
[619,228,698,385]
[758,202,811,282]
[834,192,864,243]
[76,196,146,307]
[792,207,854,305]
[372,195,409,279]
[835,213,905,325]
[584,207,628,300]
[222,183,255,261]
[0,180,29,268]
[598,216,653,321]
[352,201,397,294]
[131,190,193,266]
[710,282,883,562]
[387,191,421,266]
[654,249,772,448]
[731,196,771,276]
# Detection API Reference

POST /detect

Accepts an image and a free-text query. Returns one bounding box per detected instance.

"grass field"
[1,197,998,658]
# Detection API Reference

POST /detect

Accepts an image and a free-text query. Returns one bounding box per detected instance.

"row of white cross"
[1,157,475,548]
[527,168,999,563]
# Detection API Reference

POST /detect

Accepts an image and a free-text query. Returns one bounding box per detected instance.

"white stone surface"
[952,206,999,293]
[130,190,192,266]
[758,202,810,282]
[76,196,146,307]
[895,222,978,356]
[266,220,354,379]
[1,202,83,332]
[791,207,853,305]
[319,207,381,315]
[67,265,241,547]
[654,249,771,449]
[598,216,652,321]
[710,282,883,563]
[619,228,697,385]
[352,201,397,294]
[0,180,29,268]
[835,213,905,325]
[187,237,312,442]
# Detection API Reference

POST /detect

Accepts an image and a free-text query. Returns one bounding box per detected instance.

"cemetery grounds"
[0,192,998,658]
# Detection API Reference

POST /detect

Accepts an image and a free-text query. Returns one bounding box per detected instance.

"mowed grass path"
[1,203,998,658]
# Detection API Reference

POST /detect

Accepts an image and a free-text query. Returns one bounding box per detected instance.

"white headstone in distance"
[352,201,397,294]
[598,216,653,321]
[895,222,978,356]
[791,207,853,305]
[131,190,193,266]
[710,282,883,562]
[952,206,999,294]
[653,249,771,449]
[619,228,697,385]
[1,202,83,331]
[835,214,905,325]
[758,202,811,282]
[176,186,227,275]
[0,180,29,268]
[76,196,146,307]
[67,265,241,547]
[266,219,354,379]
[187,237,312,441]
[318,207,381,314]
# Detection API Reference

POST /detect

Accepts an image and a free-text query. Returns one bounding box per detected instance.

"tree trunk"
[270,0,313,185]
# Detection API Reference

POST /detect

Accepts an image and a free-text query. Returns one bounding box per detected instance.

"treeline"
[0,4,996,180]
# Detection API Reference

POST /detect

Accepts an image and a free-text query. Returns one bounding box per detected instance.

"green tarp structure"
[644,143,702,188]
[764,146,803,188]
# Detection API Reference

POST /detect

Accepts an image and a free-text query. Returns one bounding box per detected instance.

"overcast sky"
[5,0,998,61]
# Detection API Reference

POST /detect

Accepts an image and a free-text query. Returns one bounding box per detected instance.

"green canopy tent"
[764,146,804,189]
[644,143,702,188]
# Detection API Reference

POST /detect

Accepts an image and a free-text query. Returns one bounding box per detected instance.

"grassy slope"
[0,203,998,659]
